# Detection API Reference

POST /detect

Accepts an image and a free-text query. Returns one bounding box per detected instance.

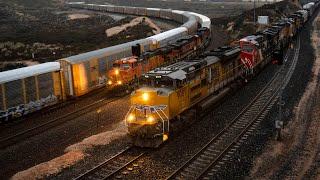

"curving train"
[107,28,211,87]
[0,3,211,122]
[125,1,320,148]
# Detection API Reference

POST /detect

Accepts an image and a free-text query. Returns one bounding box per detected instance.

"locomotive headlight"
[147,116,155,123]
[117,80,122,85]
[108,80,112,85]
[127,114,135,123]
[142,93,149,101]
[115,69,119,75]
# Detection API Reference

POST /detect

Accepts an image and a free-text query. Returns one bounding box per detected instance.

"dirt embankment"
[0,1,156,71]
[95,0,258,18]
[11,121,128,180]
[205,0,300,49]
[211,0,300,44]
[249,14,320,180]
[106,16,161,37]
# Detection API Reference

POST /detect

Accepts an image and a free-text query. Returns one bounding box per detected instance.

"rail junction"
[0,1,319,179]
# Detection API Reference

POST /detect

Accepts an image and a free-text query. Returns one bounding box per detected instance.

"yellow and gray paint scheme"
[125,47,243,147]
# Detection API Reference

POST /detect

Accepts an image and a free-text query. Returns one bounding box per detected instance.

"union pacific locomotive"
[126,46,241,147]
[125,3,319,147]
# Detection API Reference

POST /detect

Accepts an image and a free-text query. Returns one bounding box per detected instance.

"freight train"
[107,28,211,87]
[125,2,320,148]
[0,3,211,122]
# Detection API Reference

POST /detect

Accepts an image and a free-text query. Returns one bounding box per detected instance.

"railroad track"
[74,146,145,180]
[0,94,127,149]
[166,37,300,180]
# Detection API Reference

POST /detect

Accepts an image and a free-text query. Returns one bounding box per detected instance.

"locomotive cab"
[125,59,212,148]
[125,76,174,147]
[239,36,262,70]
[107,56,138,86]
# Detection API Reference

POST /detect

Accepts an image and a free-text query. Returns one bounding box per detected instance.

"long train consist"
[107,28,210,87]
[0,3,211,122]
[125,1,319,147]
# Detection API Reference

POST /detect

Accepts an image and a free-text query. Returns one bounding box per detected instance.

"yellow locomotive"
[125,47,242,147]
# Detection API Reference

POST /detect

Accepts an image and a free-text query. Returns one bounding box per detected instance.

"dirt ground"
[0,0,157,71]
[1,0,298,71]
[92,0,260,18]
[0,1,313,179]
[106,16,161,37]
[97,0,299,48]
[249,13,320,180]
[215,1,299,40]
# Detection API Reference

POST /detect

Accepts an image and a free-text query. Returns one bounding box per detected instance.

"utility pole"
[253,0,256,31]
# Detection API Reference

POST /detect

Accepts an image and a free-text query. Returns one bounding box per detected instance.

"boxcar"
[59,39,152,97]
[146,8,161,18]
[147,27,188,49]
[0,62,62,120]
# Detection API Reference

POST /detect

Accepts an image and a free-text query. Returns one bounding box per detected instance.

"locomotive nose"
[107,68,122,86]
[126,112,157,125]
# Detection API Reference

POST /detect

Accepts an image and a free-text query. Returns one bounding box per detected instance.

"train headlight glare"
[108,80,112,85]
[147,116,155,123]
[127,114,135,122]
[115,69,119,75]
[142,93,149,101]
[117,81,122,85]
[163,134,168,141]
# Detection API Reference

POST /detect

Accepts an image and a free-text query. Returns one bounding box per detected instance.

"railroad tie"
[198,157,211,163]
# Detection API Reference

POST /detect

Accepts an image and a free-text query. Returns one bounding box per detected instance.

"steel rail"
[74,146,145,180]
[196,88,281,179]
[0,95,126,148]
[166,67,281,180]
[166,36,300,180]
[197,36,301,180]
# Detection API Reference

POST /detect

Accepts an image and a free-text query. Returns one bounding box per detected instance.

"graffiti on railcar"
[0,94,57,122]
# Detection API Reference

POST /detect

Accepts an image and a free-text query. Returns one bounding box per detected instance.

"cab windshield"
[113,63,120,68]
[241,43,254,53]
[120,63,131,70]
[140,77,174,89]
